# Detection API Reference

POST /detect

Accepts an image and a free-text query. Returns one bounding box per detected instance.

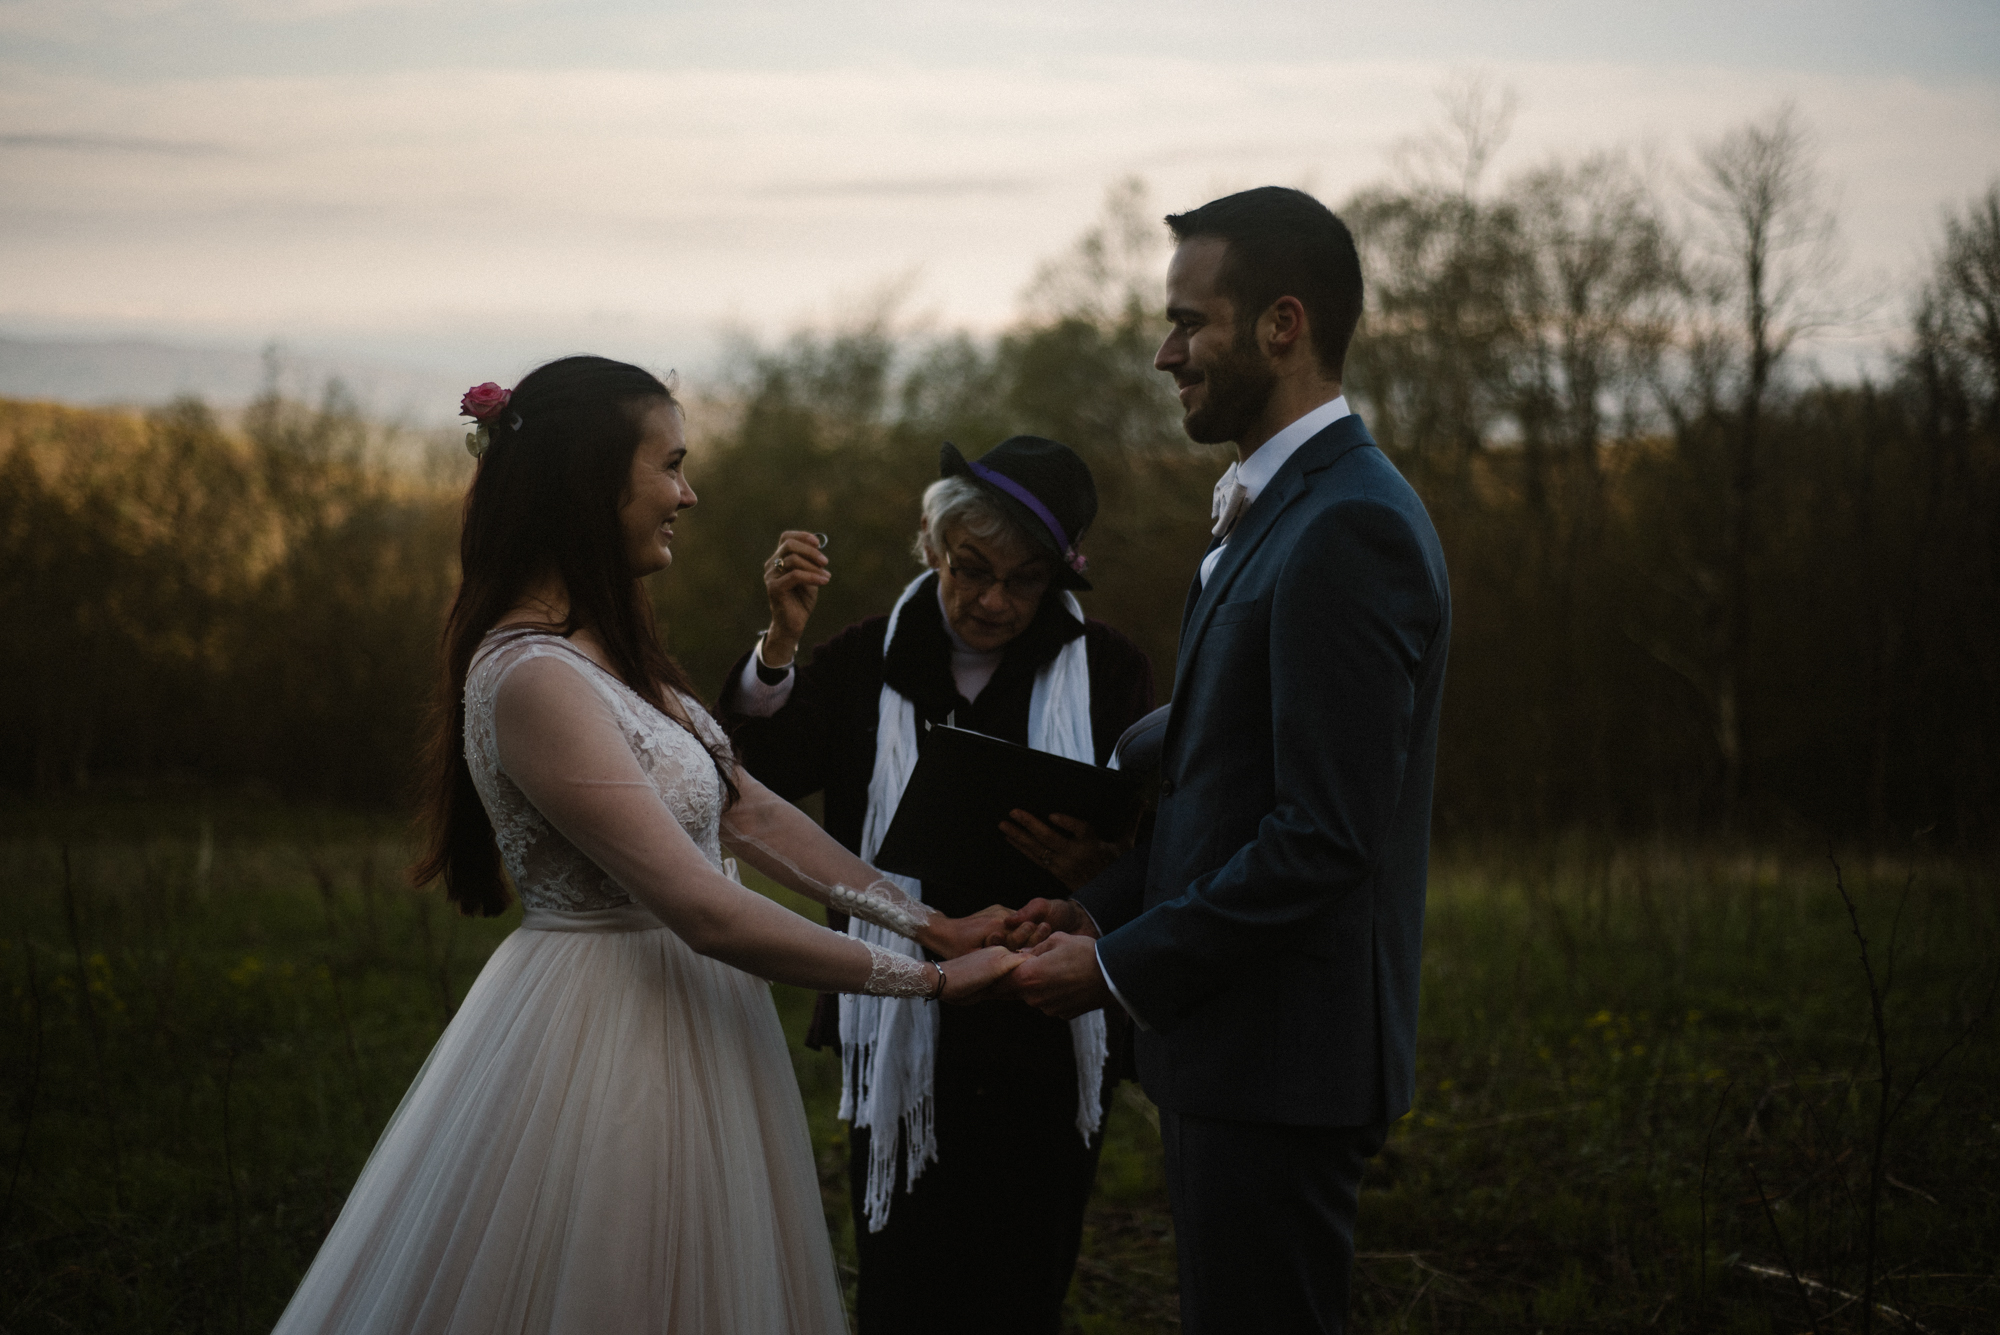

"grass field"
[2,803,1993,1332]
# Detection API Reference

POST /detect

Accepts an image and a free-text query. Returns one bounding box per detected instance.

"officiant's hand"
[985,896,1098,950]
[999,810,1124,892]
[760,530,830,667]
[917,905,1016,960]
[1002,932,1112,1019]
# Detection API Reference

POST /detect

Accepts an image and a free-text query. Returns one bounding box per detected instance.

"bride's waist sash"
[520,901,664,934]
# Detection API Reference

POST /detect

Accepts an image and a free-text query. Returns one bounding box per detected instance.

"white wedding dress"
[272,630,855,1334]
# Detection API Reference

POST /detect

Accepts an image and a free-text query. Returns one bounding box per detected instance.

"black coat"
[717,573,1155,919]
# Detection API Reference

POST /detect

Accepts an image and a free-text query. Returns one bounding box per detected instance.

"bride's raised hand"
[939,945,1024,1005]
[760,530,830,668]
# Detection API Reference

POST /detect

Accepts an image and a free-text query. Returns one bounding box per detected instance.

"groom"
[1000,186,1451,1334]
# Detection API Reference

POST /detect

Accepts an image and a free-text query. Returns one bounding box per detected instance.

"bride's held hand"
[988,896,1096,950]
[760,530,830,666]
[918,904,1015,960]
[938,946,1023,1005]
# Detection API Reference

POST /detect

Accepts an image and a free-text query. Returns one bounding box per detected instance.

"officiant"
[717,435,1154,1335]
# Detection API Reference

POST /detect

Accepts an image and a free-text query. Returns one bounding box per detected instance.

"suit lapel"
[1180,538,1219,642]
[1169,415,1378,710]
[1168,468,1306,708]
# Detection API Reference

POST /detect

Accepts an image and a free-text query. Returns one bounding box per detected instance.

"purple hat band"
[968,460,1073,555]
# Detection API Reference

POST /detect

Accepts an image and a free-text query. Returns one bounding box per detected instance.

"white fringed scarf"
[839,573,1110,1233]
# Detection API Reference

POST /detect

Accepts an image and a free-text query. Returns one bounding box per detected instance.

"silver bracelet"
[927,960,947,1002]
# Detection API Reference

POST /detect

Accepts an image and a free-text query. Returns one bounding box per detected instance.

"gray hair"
[912,475,1033,567]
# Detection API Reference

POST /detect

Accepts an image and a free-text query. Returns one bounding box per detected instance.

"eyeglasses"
[944,549,1052,601]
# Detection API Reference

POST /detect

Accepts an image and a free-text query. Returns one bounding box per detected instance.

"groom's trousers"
[1160,1110,1388,1335]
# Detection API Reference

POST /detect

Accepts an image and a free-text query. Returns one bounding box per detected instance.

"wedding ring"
[777,556,789,573]
[812,532,830,549]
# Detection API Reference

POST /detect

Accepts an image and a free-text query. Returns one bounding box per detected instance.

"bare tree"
[1395,71,1521,200]
[1929,184,2000,427]
[1506,152,1682,512]
[1342,181,1521,487]
[1020,176,1164,331]
[1689,103,1840,824]
[1348,76,1527,489]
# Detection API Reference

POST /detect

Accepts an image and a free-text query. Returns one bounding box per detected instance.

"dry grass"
[2,807,1992,1332]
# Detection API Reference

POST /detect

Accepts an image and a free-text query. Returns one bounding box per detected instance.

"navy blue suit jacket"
[1078,414,1450,1127]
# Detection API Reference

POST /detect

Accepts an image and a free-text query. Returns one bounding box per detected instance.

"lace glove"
[862,941,939,998]
[830,878,938,939]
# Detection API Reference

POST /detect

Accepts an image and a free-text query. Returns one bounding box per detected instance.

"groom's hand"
[1004,932,1112,1020]
[985,897,1099,950]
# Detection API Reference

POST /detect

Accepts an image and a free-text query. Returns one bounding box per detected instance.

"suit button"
[1160,777,1175,796]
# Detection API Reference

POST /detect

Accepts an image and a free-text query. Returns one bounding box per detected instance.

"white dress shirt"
[731,637,798,716]
[1097,394,1352,1028]
[1199,394,1350,588]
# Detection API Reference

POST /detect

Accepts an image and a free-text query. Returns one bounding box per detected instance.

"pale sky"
[3,0,1997,416]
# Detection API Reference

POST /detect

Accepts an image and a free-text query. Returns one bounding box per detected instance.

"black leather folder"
[872,725,1139,903]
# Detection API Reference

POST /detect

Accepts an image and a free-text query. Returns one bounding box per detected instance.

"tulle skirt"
[273,903,849,1335]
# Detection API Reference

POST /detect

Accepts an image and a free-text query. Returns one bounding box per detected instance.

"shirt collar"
[1235,394,1350,503]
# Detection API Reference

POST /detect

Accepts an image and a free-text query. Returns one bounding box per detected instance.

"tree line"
[0,383,460,803]
[3,109,1995,847]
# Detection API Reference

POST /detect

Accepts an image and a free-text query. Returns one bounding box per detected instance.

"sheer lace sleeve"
[492,652,904,994]
[719,774,939,940]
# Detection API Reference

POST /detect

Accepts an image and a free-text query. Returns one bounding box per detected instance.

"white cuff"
[1093,940,1151,1032]
[732,641,796,716]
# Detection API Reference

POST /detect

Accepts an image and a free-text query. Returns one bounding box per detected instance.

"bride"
[272,356,1020,1334]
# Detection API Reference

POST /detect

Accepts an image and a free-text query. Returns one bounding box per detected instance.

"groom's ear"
[1258,295,1312,364]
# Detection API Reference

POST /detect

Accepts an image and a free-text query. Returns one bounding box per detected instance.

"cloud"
[0,56,1993,371]
[0,131,233,156]
[0,0,486,24]
[754,177,1040,200]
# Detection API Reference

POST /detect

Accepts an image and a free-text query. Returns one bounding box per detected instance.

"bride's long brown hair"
[411,355,736,916]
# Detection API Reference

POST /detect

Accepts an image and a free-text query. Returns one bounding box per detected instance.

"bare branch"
[1394,70,1521,199]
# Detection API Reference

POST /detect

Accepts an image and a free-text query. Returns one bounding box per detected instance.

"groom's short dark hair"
[1165,187,1364,379]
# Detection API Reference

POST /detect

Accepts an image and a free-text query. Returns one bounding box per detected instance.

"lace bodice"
[466,630,731,912]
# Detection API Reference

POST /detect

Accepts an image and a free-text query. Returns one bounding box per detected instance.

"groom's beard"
[1181,330,1278,446]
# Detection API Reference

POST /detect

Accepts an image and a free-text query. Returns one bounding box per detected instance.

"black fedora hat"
[938,435,1097,591]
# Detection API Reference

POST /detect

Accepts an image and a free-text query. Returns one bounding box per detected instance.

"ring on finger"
[777,556,788,572]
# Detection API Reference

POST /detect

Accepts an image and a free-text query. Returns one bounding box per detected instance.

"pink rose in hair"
[459,382,511,420]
